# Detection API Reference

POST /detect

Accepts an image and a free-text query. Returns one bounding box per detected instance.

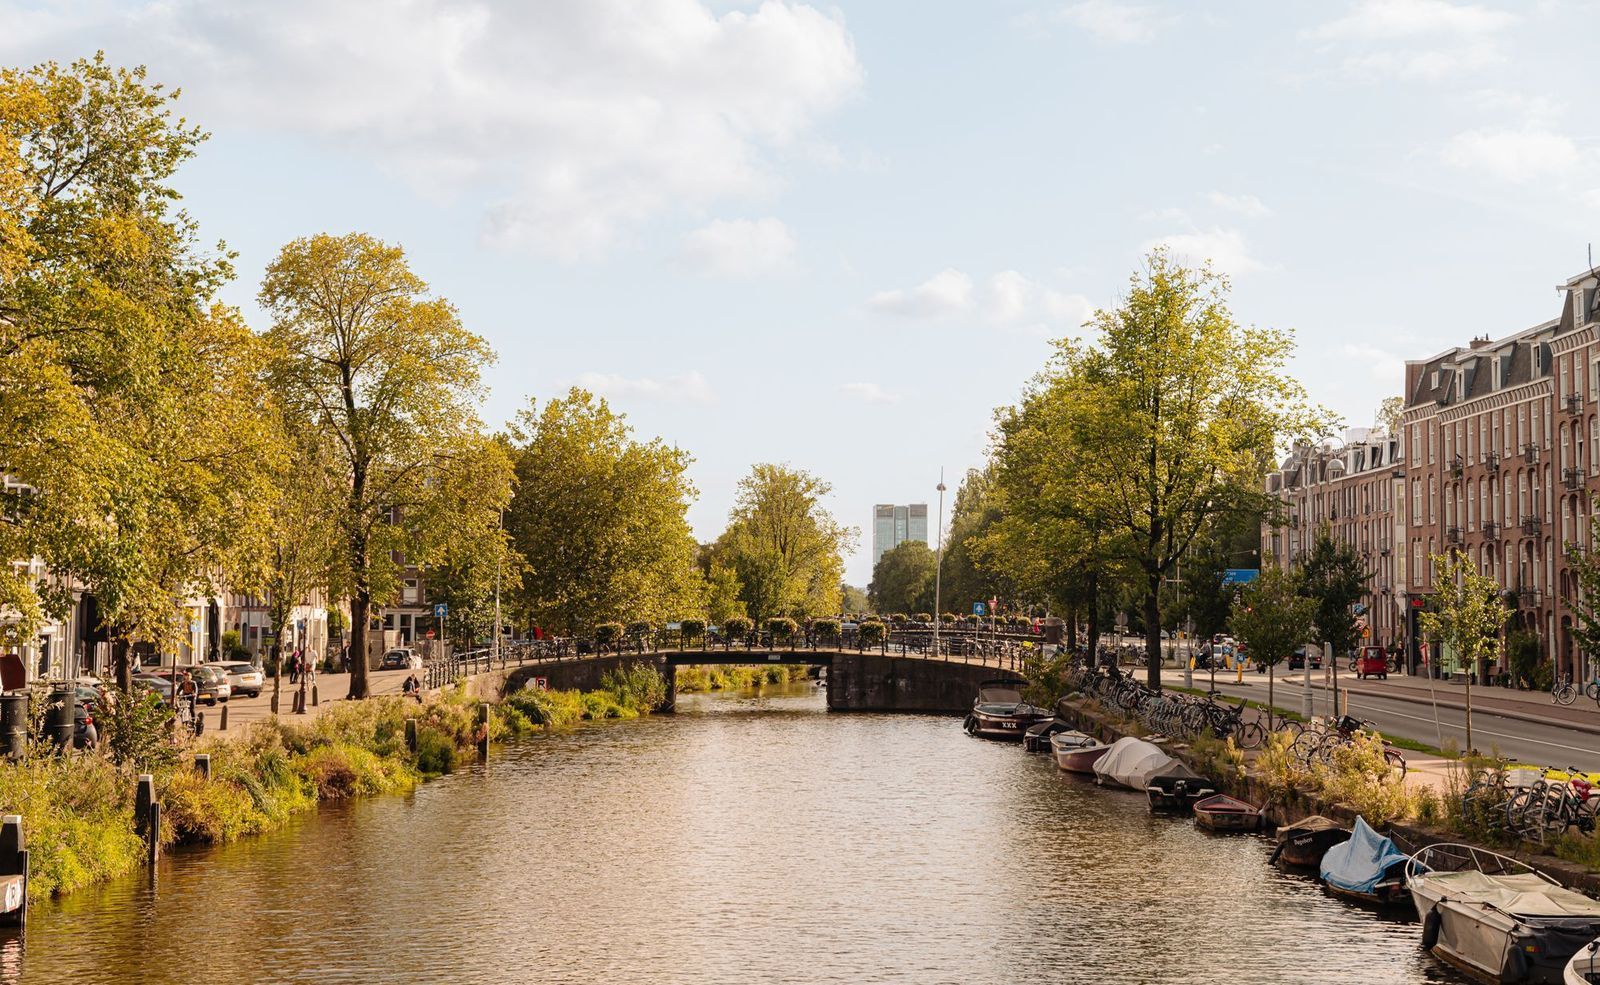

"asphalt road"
[1180,670,1600,773]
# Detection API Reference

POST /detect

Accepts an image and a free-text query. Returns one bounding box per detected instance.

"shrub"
[679,618,706,640]
[594,622,624,646]
[941,613,957,625]
[766,617,797,639]
[1312,732,1416,826]
[413,728,457,776]
[858,620,888,645]
[626,620,653,637]
[601,663,669,712]
[889,613,907,624]
[724,616,753,638]
[913,612,932,623]
[812,618,841,641]
[96,686,181,773]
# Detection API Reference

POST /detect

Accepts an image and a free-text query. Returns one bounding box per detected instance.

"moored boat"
[1270,815,1351,869]
[1145,763,1216,813]
[1023,717,1072,753]
[1408,843,1600,984]
[1318,816,1410,908]
[965,679,1052,740]
[1193,793,1261,832]
[1092,737,1175,790]
[1566,936,1599,985]
[1051,730,1111,774]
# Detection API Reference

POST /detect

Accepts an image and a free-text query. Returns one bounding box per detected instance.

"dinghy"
[1318,817,1410,907]
[1193,793,1261,832]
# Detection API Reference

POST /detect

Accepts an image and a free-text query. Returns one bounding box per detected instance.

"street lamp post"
[933,470,946,658]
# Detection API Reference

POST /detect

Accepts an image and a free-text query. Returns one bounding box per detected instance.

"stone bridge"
[445,645,1030,715]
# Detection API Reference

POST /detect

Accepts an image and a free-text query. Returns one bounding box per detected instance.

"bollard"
[0,693,28,760]
[147,803,161,865]
[193,753,210,781]
[219,703,229,732]
[405,718,417,752]
[476,704,489,762]
[134,774,160,863]
[0,816,27,932]
[312,683,319,708]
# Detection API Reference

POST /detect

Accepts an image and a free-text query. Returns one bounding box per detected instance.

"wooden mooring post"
[135,774,160,865]
[477,704,490,763]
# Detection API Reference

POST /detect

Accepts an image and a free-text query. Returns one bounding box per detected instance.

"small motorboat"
[1318,816,1410,908]
[965,679,1052,740]
[1567,935,1599,985]
[1193,793,1262,832]
[1270,815,1351,869]
[1092,737,1175,791]
[1051,730,1111,774]
[1023,718,1072,753]
[1145,763,1216,813]
[1408,843,1600,984]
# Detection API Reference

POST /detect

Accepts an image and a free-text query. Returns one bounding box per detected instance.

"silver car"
[208,661,265,698]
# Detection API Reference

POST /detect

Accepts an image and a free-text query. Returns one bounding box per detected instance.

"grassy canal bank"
[0,664,673,904]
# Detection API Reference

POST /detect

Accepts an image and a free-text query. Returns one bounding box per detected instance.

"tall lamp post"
[933,470,946,657]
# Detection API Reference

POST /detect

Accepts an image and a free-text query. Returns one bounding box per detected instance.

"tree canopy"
[868,541,938,615]
[713,464,856,622]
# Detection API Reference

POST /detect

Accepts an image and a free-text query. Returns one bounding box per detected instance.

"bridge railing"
[421,628,1048,688]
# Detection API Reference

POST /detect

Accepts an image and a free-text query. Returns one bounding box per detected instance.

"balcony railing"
[1515,586,1542,608]
[1485,451,1500,472]
[1521,515,1542,535]
[1482,521,1498,539]
[1445,525,1463,545]
[1565,467,1583,490]
[1449,455,1464,478]
[1565,393,1583,416]
[1524,443,1540,463]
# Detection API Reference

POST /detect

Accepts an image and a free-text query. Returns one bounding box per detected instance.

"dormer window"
[1430,370,1439,389]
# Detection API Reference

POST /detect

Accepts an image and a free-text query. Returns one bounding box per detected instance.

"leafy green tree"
[1229,563,1314,715]
[1563,494,1600,679]
[700,562,747,626]
[714,464,856,622]
[1418,548,1504,751]
[868,541,938,615]
[260,232,499,699]
[838,583,870,614]
[937,468,1005,615]
[504,389,699,635]
[1049,248,1323,686]
[1298,525,1370,660]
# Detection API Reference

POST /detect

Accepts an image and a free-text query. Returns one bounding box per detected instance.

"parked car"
[151,665,230,705]
[133,673,175,706]
[1287,646,1323,671]
[380,648,421,670]
[1355,645,1390,680]
[207,661,265,698]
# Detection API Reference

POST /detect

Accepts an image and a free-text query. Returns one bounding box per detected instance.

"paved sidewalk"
[198,667,417,739]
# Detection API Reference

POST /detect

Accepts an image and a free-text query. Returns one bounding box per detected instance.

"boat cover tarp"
[1319,817,1409,894]
[1146,762,1213,795]
[1420,871,1600,919]
[1278,815,1345,839]
[1092,737,1173,790]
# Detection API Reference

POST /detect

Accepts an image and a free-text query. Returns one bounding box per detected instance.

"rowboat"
[1193,794,1261,832]
[1145,763,1216,813]
[1050,730,1111,774]
[1318,817,1410,908]
[1270,815,1350,869]
[1566,935,1599,985]
[1408,843,1600,983]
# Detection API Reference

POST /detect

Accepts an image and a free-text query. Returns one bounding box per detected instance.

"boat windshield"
[977,687,1023,704]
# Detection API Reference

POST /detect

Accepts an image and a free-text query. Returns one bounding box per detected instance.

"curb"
[1291,679,1600,739]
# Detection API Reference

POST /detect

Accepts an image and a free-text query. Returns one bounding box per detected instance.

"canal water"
[12,686,1465,984]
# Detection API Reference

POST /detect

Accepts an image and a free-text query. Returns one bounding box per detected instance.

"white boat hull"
[1567,938,1600,985]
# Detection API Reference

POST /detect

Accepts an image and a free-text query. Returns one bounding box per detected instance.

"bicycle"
[1313,714,1407,778]
[1585,674,1600,705]
[1553,673,1578,706]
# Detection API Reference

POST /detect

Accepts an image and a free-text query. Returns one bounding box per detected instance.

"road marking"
[1351,703,1597,757]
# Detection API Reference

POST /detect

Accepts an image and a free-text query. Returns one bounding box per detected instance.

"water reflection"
[12,686,1467,984]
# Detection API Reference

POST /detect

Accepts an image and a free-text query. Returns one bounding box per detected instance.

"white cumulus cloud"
[1055,1,1175,43]
[1306,0,1516,81]
[574,371,715,405]
[679,217,796,277]
[1207,192,1272,218]
[3,0,863,260]
[1141,228,1266,276]
[987,271,1094,334]
[1440,128,1582,182]
[839,382,898,404]
[866,268,974,319]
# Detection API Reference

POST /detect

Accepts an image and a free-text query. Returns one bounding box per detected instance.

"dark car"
[1287,646,1323,671]
[380,648,421,670]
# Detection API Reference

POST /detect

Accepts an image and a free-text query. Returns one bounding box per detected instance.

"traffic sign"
[433,603,448,618]
[532,677,548,691]
[972,602,985,616]
[425,629,436,640]
[1221,568,1260,585]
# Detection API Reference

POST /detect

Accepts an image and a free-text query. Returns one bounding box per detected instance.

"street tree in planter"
[1228,564,1314,726]
[1298,525,1370,667]
[1418,548,1504,752]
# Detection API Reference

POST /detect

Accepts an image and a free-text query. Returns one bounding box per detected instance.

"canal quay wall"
[1054,696,1600,896]
[497,652,998,714]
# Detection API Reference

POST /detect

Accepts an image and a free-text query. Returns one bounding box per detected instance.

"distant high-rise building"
[872,503,929,568]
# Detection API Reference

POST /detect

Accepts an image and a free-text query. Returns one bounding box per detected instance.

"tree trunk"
[270,638,282,715]
[1145,567,1162,689]
[112,637,132,692]
[348,591,371,699]
[1066,608,1078,652]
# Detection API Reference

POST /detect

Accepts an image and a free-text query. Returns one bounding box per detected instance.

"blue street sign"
[973,602,985,616]
[433,603,448,618]
[1221,568,1260,585]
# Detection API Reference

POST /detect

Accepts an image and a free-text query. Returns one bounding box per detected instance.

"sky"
[6,0,1600,584]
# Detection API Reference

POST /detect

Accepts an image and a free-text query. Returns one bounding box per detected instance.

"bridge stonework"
[498,650,999,715]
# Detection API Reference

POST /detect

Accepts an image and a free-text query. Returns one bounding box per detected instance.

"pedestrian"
[81,714,98,751]
[289,649,300,684]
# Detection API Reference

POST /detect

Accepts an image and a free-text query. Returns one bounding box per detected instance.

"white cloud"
[866,268,974,318]
[1309,0,1515,41]
[1341,342,1407,386]
[1141,227,1266,276]
[839,382,898,404]
[574,370,715,405]
[1055,1,1175,43]
[5,0,863,259]
[1307,0,1517,81]
[1440,127,1582,182]
[1207,192,1272,218]
[987,271,1093,333]
[678,217,795,277]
